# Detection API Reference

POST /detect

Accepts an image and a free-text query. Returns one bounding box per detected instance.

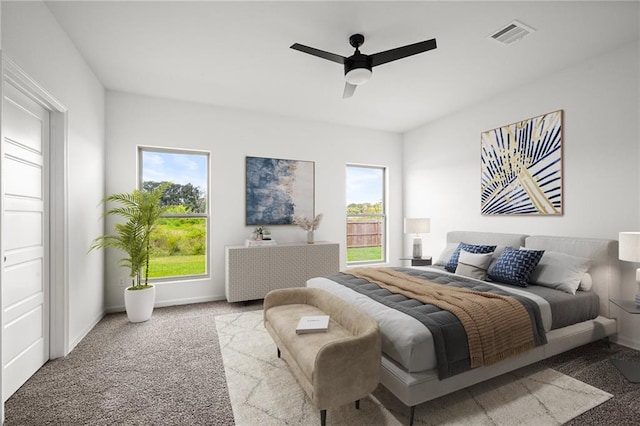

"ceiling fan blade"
[343,82,357,98]
[290,43,346,64]
[370,38,437,67]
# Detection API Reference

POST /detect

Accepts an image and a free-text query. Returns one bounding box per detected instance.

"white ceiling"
[45,1,639,133]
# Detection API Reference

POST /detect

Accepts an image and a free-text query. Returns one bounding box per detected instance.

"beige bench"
[264,287,381,426]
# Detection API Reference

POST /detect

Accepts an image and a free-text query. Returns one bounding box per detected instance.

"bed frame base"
[382,315,616,425]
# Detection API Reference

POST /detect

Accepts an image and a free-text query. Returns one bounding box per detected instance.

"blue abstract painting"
[246,156,315,225]
[481,110,563,215]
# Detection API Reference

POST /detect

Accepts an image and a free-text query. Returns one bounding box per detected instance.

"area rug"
[216,311,612,425]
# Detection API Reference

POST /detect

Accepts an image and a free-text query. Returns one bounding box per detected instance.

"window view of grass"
[346,165,386,264]
[347,246,383,263]
[347,203,385,263]
[346,215,384,264]
[147,255,206,278]
[141,148,209,280]
[147,217,206,279]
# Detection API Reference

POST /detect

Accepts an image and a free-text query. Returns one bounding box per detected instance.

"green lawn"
[347,246,383,263]
[148,255,206,278]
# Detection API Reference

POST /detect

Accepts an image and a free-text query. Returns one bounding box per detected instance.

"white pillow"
[578,273,593,291]
[528,251,592,295]
[455,250,494,281]
[434,243,458,266]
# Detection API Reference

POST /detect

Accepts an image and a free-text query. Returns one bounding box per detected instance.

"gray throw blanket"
[326,267,546,379]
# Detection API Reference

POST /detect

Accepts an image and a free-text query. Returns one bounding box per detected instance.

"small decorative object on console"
[293,213,323,244]
[253,225,271,240]
[245,239,277,247]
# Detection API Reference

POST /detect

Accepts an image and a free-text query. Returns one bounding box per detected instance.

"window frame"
[346,164,387,265]
[138,146,211,282]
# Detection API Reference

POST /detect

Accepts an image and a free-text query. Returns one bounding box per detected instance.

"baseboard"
[66,310,106,356]
[104,294,228,314]
[612,335,640,351]
[154,295,226,308]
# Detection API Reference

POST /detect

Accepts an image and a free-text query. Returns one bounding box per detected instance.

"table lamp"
[619,231,640,306]
[404,218,430,259]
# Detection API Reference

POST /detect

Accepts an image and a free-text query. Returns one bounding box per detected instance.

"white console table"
[225,241,340,303]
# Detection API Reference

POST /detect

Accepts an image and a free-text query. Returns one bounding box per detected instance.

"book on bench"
[296,315,330,334]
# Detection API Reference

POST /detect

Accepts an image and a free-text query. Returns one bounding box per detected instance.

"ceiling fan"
[290,34,437,98]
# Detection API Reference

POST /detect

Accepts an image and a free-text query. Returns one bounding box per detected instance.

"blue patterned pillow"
[445,242,497,272]
[488,246,545,287]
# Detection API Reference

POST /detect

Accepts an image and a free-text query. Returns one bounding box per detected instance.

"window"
[139,147,209,280]
[346,165,386,264]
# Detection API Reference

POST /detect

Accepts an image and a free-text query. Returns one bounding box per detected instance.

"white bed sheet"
[307,266,551,373]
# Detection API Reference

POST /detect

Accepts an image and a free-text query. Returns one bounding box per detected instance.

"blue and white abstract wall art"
[481,110,563,215]
[246,156,315,225]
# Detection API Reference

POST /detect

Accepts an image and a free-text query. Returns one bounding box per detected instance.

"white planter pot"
[124,285,156,323]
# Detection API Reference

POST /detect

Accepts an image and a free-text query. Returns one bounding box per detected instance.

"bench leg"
[277,347,280,358]
[320,409,326,426]
[355,399,360,410]
[409,405,416,426]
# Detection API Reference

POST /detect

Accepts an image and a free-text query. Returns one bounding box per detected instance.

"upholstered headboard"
[525,236,619,318]
[446,231,619,318]
[446,231,528,248]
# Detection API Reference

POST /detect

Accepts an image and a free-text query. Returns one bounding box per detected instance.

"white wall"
[403,41,640,346]
[2,1,106,352]
[105,91,402,310]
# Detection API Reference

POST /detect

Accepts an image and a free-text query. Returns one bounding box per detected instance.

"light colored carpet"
[216,310,613,426]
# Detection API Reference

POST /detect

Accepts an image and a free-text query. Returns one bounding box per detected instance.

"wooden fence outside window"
[347,220,383,248]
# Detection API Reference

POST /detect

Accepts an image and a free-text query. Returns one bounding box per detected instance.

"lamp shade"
[404,218,430,234]
[619,232,640,262]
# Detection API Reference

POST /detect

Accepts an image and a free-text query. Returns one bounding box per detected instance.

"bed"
[307,231,619,425]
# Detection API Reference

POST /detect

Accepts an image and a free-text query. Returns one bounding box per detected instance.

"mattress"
[307,266,599,373]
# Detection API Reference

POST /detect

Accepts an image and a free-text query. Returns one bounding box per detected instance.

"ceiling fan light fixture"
[291,33,437,97]
[345,68,372,85]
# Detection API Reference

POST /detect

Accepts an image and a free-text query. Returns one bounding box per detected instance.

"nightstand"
[400,257,432,267]
[610,299,640,383]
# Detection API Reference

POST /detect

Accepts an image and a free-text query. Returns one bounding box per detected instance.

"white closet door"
[2,82,50,401]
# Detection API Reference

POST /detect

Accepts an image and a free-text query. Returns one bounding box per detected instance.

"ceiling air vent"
[489,20,535,45]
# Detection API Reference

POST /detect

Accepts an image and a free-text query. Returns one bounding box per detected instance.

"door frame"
[1,54,69,364]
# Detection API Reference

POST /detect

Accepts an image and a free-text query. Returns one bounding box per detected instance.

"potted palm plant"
[90,183,169,322]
